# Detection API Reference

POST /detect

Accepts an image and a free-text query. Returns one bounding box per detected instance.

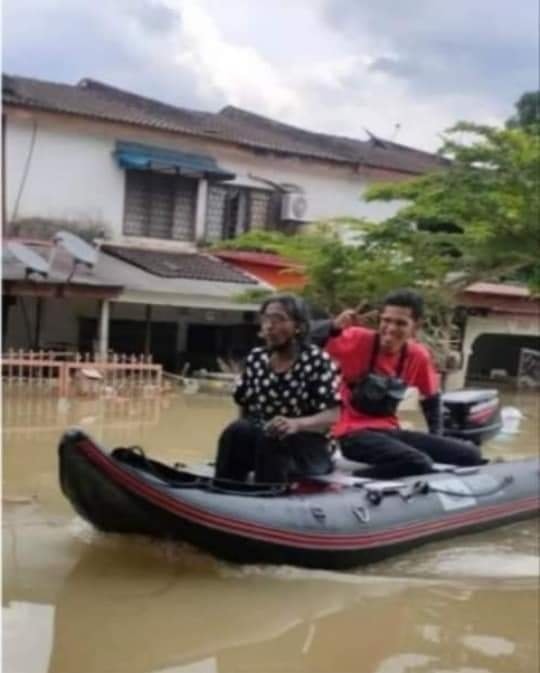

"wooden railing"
[1,349,163,397]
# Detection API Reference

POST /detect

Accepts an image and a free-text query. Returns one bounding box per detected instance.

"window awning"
[113,141,235,181]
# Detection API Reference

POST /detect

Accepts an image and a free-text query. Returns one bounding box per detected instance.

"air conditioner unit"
[280,192,308,221]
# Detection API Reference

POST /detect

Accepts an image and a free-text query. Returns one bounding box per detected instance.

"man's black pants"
[339,429,484,478]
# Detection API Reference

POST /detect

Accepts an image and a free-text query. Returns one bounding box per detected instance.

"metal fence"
[1,349,163,397]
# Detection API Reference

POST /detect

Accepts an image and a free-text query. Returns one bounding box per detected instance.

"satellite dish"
[6,241,49,278]
[53,230,98,267]
[53,230,99,282]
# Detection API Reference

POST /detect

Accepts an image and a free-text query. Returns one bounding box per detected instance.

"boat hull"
[59,429,540,569]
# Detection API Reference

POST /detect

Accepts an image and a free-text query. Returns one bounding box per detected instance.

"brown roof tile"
[218,106,448,175]
[3,74,447,174]
[101,245,258,284]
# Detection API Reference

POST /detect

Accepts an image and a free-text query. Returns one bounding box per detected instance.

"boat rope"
[111,446,205,489]
[365,474,514,505]
[207,480,289,497]
[113,446,291,496]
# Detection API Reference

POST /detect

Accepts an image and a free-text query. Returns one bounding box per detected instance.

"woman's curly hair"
[260,294,311,344]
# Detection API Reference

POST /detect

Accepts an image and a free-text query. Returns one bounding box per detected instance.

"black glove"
[420,394,443,435]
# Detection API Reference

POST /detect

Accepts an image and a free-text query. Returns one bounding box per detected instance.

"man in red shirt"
[314,289,484,478]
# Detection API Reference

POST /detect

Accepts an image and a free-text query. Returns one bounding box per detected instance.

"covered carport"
[446,282,540,389]
[3,239,272,370]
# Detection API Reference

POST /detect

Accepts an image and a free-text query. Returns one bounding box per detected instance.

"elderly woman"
[215,294,341,484]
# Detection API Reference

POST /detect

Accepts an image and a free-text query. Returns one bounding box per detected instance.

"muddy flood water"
[2,388,539,673]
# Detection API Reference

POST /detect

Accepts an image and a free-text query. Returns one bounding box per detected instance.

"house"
[447,282,540,388]
[2,73,446,371]
[2,238,270,371]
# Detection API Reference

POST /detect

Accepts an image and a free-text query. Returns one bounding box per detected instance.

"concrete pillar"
[2,112,7,235]
[2,295,14,344]
[33,297,43,349]
[194,178,208,243]
[446,317,489,390]
[144,304,152,356]
[98,299,110,360]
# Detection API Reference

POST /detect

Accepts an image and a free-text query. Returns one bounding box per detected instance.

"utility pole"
[2,112,7,237]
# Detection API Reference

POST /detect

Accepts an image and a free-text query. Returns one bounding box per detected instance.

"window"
[206,186,272,242]
[123,170,197,241]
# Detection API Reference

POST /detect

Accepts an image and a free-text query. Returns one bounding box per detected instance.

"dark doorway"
[79,318,178,371]
[466,333,540,381]
[186,323,259,371]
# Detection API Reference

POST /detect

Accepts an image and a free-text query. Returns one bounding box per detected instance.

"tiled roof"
[458,282,538,316]
[464,282,532,297]
[101,245,258,284]
[218,106,448,175]
[3,73,447,175]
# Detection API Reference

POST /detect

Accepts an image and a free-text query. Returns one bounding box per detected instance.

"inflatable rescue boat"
[59,390,539,570]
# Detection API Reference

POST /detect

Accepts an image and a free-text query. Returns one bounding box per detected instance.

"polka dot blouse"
[234,344,341,422]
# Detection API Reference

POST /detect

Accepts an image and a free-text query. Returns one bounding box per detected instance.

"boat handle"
[310,506,326,522]
[352,505,370,523]
[425,474,514,498]
[366,490,383,505]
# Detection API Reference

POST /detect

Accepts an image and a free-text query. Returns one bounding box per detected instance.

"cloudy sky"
[3,0,538,151]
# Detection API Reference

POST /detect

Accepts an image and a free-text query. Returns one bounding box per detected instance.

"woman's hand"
[264,416,303,439]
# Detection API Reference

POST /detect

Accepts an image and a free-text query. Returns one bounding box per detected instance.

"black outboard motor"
[442,389,502,445]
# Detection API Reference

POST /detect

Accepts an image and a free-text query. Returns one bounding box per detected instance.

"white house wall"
[6,115,125,232]
[5,110,404,240]
[205,148,404,223]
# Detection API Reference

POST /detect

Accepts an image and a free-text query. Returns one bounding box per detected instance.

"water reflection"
[14,539,533,673]
[2,391,163,444]
[2,388,539,673]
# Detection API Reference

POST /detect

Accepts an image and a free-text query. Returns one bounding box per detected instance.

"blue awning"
[113,141,235,181]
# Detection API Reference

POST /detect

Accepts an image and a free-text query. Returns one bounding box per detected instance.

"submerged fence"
[1,349,163,397]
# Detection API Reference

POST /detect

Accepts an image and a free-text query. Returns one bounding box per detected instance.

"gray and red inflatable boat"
[58,390,539,570]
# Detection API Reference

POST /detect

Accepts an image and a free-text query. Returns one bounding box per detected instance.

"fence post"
[38,349,44,388]
[58,362,67,398]
[17,349,24,386]
[7,348,14,386]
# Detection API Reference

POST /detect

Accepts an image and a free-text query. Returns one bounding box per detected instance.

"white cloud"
[2,0,538,151]
[166,1,299,116]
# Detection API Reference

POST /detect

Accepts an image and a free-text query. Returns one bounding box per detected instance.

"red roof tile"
[213,250,304,269]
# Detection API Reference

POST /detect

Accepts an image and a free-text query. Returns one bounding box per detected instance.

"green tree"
[216,120,539,372]
[506,91,540,130]
[365,122,540,293]
[215,225,462,371]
